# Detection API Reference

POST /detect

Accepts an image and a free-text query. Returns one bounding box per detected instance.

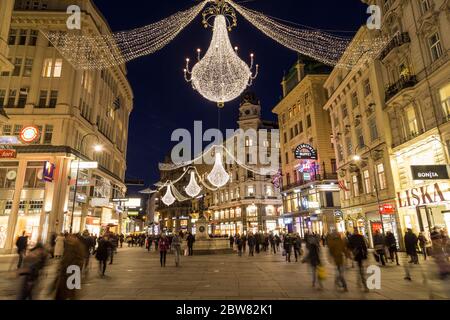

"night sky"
[93,0,368,188]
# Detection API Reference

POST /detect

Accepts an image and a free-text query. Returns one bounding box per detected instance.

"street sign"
[0,149,17,159]
[411,165,450,180]
[70,161,98,169]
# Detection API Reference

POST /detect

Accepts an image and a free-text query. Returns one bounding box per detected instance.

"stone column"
[4,159,27,252]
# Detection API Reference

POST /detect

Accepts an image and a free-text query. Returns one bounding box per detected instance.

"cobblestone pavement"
[1,246,449,300]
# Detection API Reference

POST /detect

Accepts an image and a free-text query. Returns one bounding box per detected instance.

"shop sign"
[19,126,40,143]
[43,161,55,182]
[334,210,343,218]
[0,136,20,145]
[411,165,450,180]
[379,204,395,214]
[90,197,110,207]
[0,149,17,159]
[397,183,449,208]
[303,172,311,181]
[70,161,98,169]
[294,144,318,160]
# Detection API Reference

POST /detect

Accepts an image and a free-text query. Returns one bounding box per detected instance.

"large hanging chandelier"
[162,184,176,206]
[185,171,202,198]
[207,149,230,188]
[184,1,258,108]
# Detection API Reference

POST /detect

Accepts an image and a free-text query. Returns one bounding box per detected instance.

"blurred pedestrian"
[119,233,124,248]
[236,234,243,257]
[95,236,112,277]
[17,243,48,300]
[248,232,255,256]
[172,232,182,267]
[159,234,169,267]
[327,231,348,292]
[293,233,302,262]
[418,232,428,261]
[229,235,234,249]
[16,231,28,269]
[304,235,323,289]
[54,233,65,259]
[187,232,195,256]
[348,230,369,291]
[385,231,400,265]
[373,230,386,266]
[404,229,419,265]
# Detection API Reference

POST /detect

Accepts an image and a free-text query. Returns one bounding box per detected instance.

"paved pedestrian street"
[1,246,449,300]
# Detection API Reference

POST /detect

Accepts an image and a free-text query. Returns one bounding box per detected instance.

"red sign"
[379,204,396,214]
[19,126,40,143]
[0,149,17,159]
[371,221,383,234]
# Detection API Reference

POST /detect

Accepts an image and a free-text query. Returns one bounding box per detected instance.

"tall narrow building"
[273,56,340,236]
[0,0,133,253]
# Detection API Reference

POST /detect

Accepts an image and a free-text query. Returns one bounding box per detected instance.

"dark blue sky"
[93,0,367,187]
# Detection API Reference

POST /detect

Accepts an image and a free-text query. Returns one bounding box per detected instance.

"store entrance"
[416,206,433,236]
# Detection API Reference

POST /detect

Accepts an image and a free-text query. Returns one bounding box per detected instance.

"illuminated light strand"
[185,170,202,197]
[207,148,230,188]
[43,0,208,70]
[162,184,176,206]
[226,0,391,69]
[184,14,258,106]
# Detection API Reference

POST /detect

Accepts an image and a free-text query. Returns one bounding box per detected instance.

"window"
[265,185,273,197]
[377,163,387,190]
[307,114,312,128]
[7,89,16,107]
[12,58,22,76]
[23,58,33,77]
[294,124,299,136]
[440,83,450,119]
[369,117,379,141]
[43,125,53,144]
[352,175,360,197]
[245,137,253,147]
[8,29,17,45]
[13,125,23,136]
[356,127,365,148]
[290,128,294,140]
[0,90,5,107]
[342,104,348,118]
[299,121,303,133]
[285,152,289,164]
[53,59,62,77]
[19,30,27,45]
[42,59,53,77]
[429,33,443,62]
[363,170,372,193]
[29,30,38,46]
[38,90,47,108]
[363,79,372,97]
[2,125,12,136]
[351,92,359,109]
[0,162,19,189]
[18,88,28,108]
[49,91,58,108]
[247,186,255,197]
[345,136,353,157]
[283,132,287,144]
[405,105,418,135]
[420,0,431,13]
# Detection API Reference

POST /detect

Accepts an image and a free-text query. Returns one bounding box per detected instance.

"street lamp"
[352,144,384,235]
[69,133,103,234]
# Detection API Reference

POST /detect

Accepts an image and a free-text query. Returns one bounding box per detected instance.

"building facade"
[273,57,341,237]
[374,0,450,239]
[0,0,133,253]
[208,92,283,236]
[323,27,401,248]
[0,0,14,73]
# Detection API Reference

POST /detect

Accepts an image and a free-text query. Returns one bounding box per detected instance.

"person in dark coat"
[16,231,28,269]
[269,233,276,254]
[373,230,386,266]
[283,234,292,263]
[348,230,368,291]
[404,229,419,264]
[186,232,195,256]
[95,236,112,276]
[119,234,124,248]
[229,235,234,249]
[418,232,428,260]
[17,243,48,300]
[293,234,302,262]
[247,233,256,256]
[241,234,247,253]
[158,234,170,267]
[236,234,243,257]
[385,231,400,265]
[305,235,322,289]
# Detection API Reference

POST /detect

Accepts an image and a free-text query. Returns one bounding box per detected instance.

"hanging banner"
[43,161,56,182]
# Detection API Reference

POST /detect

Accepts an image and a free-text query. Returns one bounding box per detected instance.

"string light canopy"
[184,13,258,107]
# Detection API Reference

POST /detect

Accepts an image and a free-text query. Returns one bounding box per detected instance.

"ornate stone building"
[0,0,133,252]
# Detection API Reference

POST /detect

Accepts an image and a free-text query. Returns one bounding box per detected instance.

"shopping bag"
[317,265,327,280]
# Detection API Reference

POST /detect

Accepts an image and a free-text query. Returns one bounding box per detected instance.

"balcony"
[385,75,418,102]
[282,172,338,191]
[379,32,411,61]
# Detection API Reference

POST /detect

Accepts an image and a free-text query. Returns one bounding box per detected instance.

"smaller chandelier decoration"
[185,171,202,198]
[207,149,230,188]
[184,8,258,108]
[162,184,176,206]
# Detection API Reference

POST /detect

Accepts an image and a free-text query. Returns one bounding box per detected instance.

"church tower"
[238,91,262,130]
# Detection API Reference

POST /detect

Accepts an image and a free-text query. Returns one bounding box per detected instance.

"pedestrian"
[80,230,92,273]
[304,235,323,289]
[430,227,450,279]
[95,236,112,277]
[187,232,195,256]
[418,232,428,261]
[373,230,386,266]
[269,233,276,254]
[241,234,247,253]
[283,234,292,262]
[49,232,57,259]
[327,231,348,292]
[17,243,48,300]
[159,234,169,267]
[229,235,234,249]
[119,233,124,248]
[404,228,419,265]
[348,230,369,291]
[385,231,400,265]
[293,234,302,262]
[236,234,243,257]
[248,232,255,256]
[172,232,182,267]
[54,233,65,259]
[109,233,118,265]
[16,231,28,269]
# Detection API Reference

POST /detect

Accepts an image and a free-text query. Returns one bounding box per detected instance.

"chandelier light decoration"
[207,148,230,188]
[43,0,390,71]
[161,184,176,206]
[184,9,258,107]
[185,171,202,198]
